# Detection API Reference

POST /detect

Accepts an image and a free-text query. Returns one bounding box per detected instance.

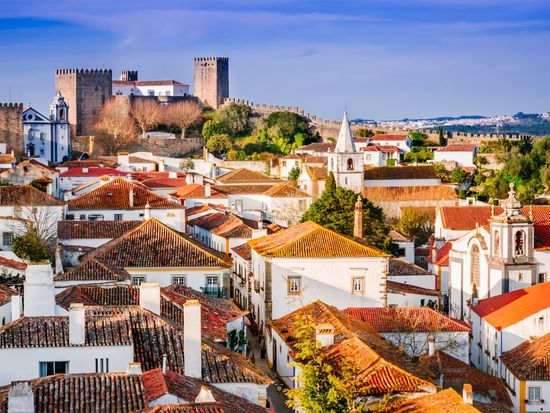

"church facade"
[22,93,71,163]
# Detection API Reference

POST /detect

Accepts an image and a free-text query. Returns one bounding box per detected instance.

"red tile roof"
[370,134,410,142]
[261,183,311,198]
[58,220,141,239]
[391,388,481,412]
[389,230,414,242]
[471,282,550,330]
[389,258,432,276]
[68,177,183,210]
[0,185,65,206]
[215,168,279,184]
[0,256,27,271]
[363,185,458,202]
[188,213,280,239]
[344,307,469,333]
[386,280,440,297]
[57,158,118,169]
[364,165,438,180]
[59,167,126,177]
[0,154,15,164]
[297,142,335,152]
[141,178,189,189]
[249,221,388,258]
[231,243,252,261]
[427,242,452,266]
[0,284,21,306]
[171,184,227,200]
[501,332,550,380]
[113,79,187,86]
[436,143,476,152]
[54,258,131,282]
[361,145,401,152]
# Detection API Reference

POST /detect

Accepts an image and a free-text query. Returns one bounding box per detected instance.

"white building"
[0,284,21,326]
[434,143,477,168]
[59,167,126,192]
[113,80,190,97]
[369,134,412,153]
[22,93,71,163]
[0,159,61,197]
[389,230,415,263]
[361,145,402,166]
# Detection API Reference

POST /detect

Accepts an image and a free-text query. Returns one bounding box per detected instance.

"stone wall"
[0,103,23,153]
[193,58,229,109]
[55,69,113,136]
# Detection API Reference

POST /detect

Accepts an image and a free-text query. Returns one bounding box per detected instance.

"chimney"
[126,362,142,375]
[158,159,165,173]
[162,353,168,374]
[10,295,22,322]
[258,219,264,230]
[69,303,86,345]
[195,174,204,185]
[315,324,334,347]
[129,189,134,208]
[168,171,177,179]
[8,382,34,413]
[463,384,473,405]
[186,174,194,185]
[427,335,435,357]
[353,195,363,238]
[24,264,55,317]
[195,386,216,404]
[144,202,151,220]
[139,282,161,315]
[184,300,202,378]
[54,244,64,275]
[205,183,211,198]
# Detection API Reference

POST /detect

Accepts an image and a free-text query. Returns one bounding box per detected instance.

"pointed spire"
[335,112,356,153]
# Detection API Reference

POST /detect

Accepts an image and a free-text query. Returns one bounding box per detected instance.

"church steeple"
[335,112,356,153]
[50,92,68,122]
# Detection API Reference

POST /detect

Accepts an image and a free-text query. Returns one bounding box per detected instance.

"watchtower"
[55,68,113,136]
[120,70,138,81]
[193,57,229,109]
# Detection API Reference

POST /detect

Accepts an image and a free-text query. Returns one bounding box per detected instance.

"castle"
[193,57,229,109]
[0,103,23,153]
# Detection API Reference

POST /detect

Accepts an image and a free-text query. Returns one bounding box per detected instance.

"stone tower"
[55,69,113,136]
[120,70,138,81]
[193,57,229,109]
[0,103,23,152]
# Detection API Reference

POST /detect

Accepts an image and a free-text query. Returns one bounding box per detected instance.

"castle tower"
[193,57,229,109]
[120,70,138,81]
[327,112,364,193]
[55,68,113,136]
[0,103,23,152]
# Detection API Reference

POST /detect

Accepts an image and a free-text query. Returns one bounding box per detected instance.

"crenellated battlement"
[193,57,228,62]
[55,68,113,75]
[0,103,23,109]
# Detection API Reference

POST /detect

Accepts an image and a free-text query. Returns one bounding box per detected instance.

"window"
[493,231,499,257]
[287,276,301,296]
[352,276,364,294]
[347,158,354,170]
[528,386,541,402]
[165,91,171,96]
[420,299,426,307]
[518,273,523,282]
[539,273,547,283]
[114,214,123,221]
[88,214,104,221]
[95,358,109,373]
[132,276,145,286]
[471,244,480,290]
[172,276,187,286]
[538,316,544,333]
[365,154,372,161]
[2,232,13,246]
[515,230,525,256]
[148,89,155,96]
[39,361,68,377]
[282,161,287,167]
[206,276,219,287]
[397,247,406,257]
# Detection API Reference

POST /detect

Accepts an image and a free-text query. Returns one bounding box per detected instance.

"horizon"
[1,0,549,120]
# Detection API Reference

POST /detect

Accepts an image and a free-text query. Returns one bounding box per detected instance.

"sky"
[0,0,549,120]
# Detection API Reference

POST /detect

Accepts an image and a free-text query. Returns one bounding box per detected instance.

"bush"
[386,159,396,167]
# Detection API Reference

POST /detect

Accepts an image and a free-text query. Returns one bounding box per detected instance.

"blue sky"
[0,0,549,120]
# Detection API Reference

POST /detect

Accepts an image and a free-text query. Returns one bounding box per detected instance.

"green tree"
[206,134,233,158]
[12,230,51,262]
[216,103,252,137]
[438,127,446,146]
[357,128,374,138]
[302,173,388,247]
[266,111,309,138]
[289,166,301,182]
[450,167,468,184]
[202,119,224,140]
[179,158,195,172]
[394,207,434,246]
[408,131,428,147]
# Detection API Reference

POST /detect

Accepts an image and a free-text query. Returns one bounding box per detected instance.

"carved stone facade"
[0,103,23,153]
[55,69,113,136]
[193,57,229,109]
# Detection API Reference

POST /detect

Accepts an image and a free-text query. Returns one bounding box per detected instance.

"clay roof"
[427,241,452,266]
[0,284,20,307]
[363,185,458,202]
[55,284,246,342]
[364,165,438,180]
[141,178,189,189]
[270,301,433,395]
[297,142,335,152]
[129,156,158,164]
[68,178,183,210]
[248,221,388,258]
[58,220,141,239]
[386,280,440,297]
[214,184,274,195]
[361,145,401,152]
[0,185,64,206]
[389,258,432,276]
[0,154,15,164]
[436,143,476,152]
[54,258,131,282]
[215,168,279,184]
[304,165,328,180]
[113,79,187,86]
[420,350,512,409]
[471,281,550,330]
[392,388,481,412]
[261,183,311,198]
[370,134,410,142]
[82,219,232,269]
[0,255,27,271]
[344,307,470,333]
[139,405,225,413]
[501,332,550,380]
[59,167,126,177]
[389,230,414,242]
[303,155,327,165]
[188,213,279,239]
[231,243,252,261]
[57,158,118,168]
[171,184,227,200]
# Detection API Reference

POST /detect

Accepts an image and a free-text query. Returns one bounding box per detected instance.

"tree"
[165,101,202,139]
[289,166,301,182]
[302,173,388,247]
[12,231,50,262]
[394,207,433,246]
[267,111,309,139]
[202,119,224,140]
[409,131,428,147]
[438,127,446,146]
[206,134,233,158]
[95,99,136,153]
[216,102,252,137]
[131,99,162,138]
[450,167,468,184]
[357,128,374,138]
[179,158,195,172]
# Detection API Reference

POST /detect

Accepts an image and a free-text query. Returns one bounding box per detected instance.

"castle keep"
[55,69,112,136]
[193,57,229,109]
[0,103,23,152]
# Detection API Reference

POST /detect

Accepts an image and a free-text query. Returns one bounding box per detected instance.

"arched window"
[347,158,354,171]
[493,231,500,257]
[330,158,334,171]
[26,143,35,157]
[59,109,65,120]
[515,231,525,256]
[471,244,480,289]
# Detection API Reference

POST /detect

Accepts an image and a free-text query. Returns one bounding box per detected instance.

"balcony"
[200,287,225,298]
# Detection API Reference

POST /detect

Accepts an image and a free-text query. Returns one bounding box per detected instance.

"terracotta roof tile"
[392,388,481,412]
[248,221,388,258]
[231,243,252,261]
[139,404,225,413]
[54,258,131,282]
[141,178,189,189]
[297,142,335,152]
[59,167,126,177]
[389,258,432,276]
[214,184,273,195]
[58,220,141,239]
[370,134,410,142]
[57,158,118,169]
[427,242,452,266]
[0,154,15,164]
[389,230,414,242]
[386,280,440,297]
[188,213,280,239]
[215,168,279,184]
[0,284,21,307]
[68,177,183,210]
[364,165,438,180]
[0,256,27,271]
[79,219,232,269]
[0,185,64,206]
[436,143,476,152]
[303,165,328,180]
[501,332,550,380]
[344,307,470,333]
[471,281,550,330]
[261,183,310,198]
[114,79,187,87]
[361,145,401,152]
[363,185,458,202]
